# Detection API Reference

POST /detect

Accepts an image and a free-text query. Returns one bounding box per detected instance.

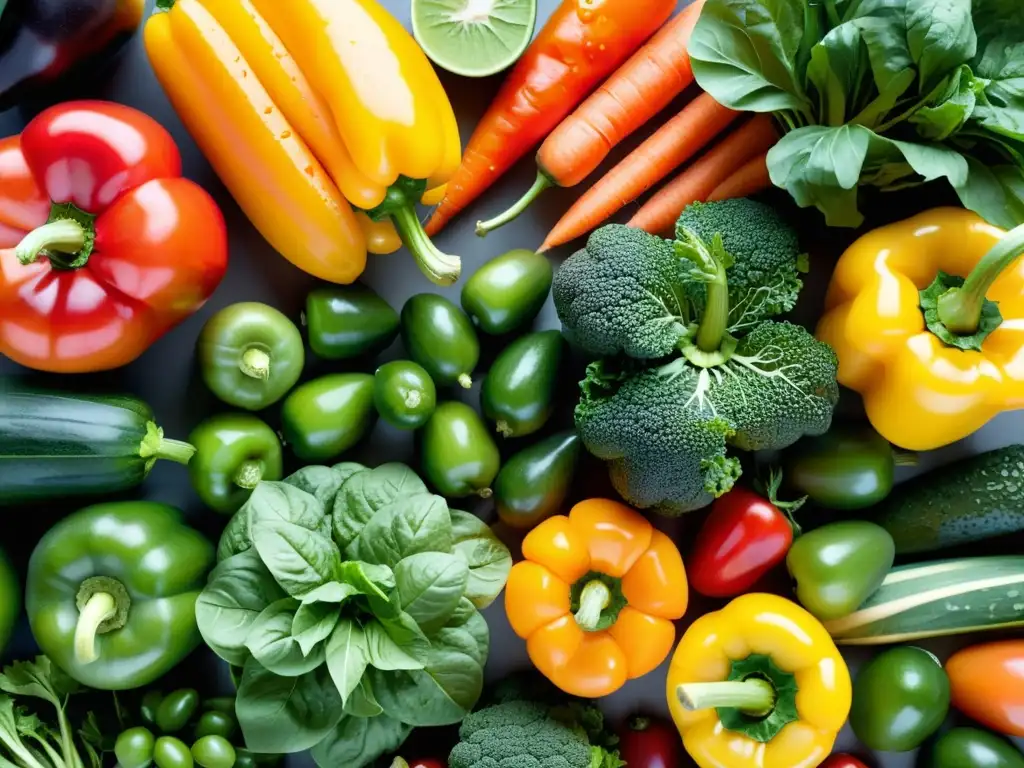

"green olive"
[191,736,237,768]
[115,727,155,768]
[202,698,236,715]
[140,690,164,727]
[194,710,236,740]
[153,737,194,768]
[156,689,200,734]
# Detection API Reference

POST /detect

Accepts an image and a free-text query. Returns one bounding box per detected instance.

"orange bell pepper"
[505,498,687,698]
[946,640,1024,737]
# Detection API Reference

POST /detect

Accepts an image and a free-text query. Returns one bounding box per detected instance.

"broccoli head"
[448,698,624,768]
[552,225,689,360]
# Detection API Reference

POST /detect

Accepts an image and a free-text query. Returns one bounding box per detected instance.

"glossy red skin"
[821,756,871,768]
[688,487,793,598]
[405,761,444,768]
[619,717,685,768]
[0,101,227,373]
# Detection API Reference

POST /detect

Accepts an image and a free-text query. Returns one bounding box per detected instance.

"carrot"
[476,0,706,237]
[424,0,677,238]
[708,153,771,201]
[538,92,740,252]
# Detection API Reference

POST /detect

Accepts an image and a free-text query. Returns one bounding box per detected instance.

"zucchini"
[875,445,1024,554]
[0,386,194,505]
[825,556,1024,645]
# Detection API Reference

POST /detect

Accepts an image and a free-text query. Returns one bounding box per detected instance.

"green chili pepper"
[188,414,283,514]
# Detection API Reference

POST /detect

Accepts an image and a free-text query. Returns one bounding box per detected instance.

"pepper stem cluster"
[570,571,627,632]
[74,576,131,665]
[15,202,98,270]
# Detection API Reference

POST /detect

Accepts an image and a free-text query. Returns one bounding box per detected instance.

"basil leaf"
[236,659,344,754]
[448,509,513,610]
[362,621,424,671]
[368,598,488,727]
[910,65,984,140]
[196,549,286,666]
[688,0,813,116]
[333,463,428,549]
[300,581,360,605]
[325,619,369,705]
[905,0,976,93]
[956,157,1024,229]
[345,493,453,567]
[343,678,383,718]
[807,22,865,126]
[246,599,326,677]
[292,602,341,657]
[310,714,412,768]
[394,552,469,632]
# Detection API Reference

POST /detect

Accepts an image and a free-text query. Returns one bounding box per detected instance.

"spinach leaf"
[310,714,411,768]
[345,493,453,567]
[369,598,488,727]
[343,678,383,718]
[378,611,432,660]
[971,0,1024,139]
[325,619,369,705]
[217,510,253,563]
[905,0,976,93]
[847,0,914,98]
[284,464,364,510]
[196,549,286,666]
[300,581,360,605]
[851,68,916,128]
[448,510,513,610]
[688,0,813,116]
[292,602,341,657]
[956,158,1024,229]
[394,552,469,632]
[910,65,984,140]
[867,132,970,186]
[246,599,326,677]
[362,621,424,671]
[807,22,865,126]
[333,464,429,549]
[235,659,344,754]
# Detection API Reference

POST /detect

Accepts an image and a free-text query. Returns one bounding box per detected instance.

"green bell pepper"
[924,727,1024,768]
[188,414,283,514]
[26,502,214,690]
[197,303,305,411]
[786,520,895,620]
[0,547,19,655]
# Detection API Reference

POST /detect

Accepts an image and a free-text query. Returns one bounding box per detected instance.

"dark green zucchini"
[875,445,1024,554]
[0,386,195,505]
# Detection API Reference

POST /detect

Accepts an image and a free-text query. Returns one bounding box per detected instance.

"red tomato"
[688,486,795,598]
[821,756,871,768]
[618,716,685,768]
[398,760,444,768]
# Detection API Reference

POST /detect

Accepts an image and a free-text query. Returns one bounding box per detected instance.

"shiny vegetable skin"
[461,249,553,335]
[191,736,236,768]
[850,646,950,752]
[373,360,437,430]
[947,641,1024,736]
[401,294,480,388]
[305,285,399,360]
[689,485,796,598]
[188,414,283,514]
[495,432,580,529]
[619,715,687,768]
[421,402,500,498]
[785,424,910,510]
[924,728,1024,768]
[280,374,376,461]
[154,736,194,768]
[481,330,565,437]
[0,550,17,655]
[197,303,305,411]
[116,727,156,768]
[821,757,871,768]
[26,502,214,690]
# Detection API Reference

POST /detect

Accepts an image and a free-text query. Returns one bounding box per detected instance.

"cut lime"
[413,0,538,78]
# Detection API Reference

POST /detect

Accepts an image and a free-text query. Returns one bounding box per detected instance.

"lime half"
[413,0,538,78]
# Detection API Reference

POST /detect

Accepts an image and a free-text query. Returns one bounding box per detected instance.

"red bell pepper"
[0,101,227,373]
[821,756,871,768]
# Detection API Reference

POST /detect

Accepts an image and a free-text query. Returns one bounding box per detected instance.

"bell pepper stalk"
[666,593,851,766]
[505,499,688,698]
[26,501,214,690]
[0,101,228,374]
[818,208,1024,450]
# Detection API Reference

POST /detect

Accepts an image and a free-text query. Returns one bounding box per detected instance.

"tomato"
[821,756,871,768]
[688,483,798,598]
[618,716,685,768]
[394,760,444,768]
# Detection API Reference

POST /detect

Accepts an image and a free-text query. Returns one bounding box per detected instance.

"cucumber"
[824,556,1024,645]
[0,386,194,505]
[875,445,1024,554]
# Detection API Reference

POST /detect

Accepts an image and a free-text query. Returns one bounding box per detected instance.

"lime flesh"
[413,0,538,78]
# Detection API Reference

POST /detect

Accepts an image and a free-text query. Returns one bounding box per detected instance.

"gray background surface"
[3,0,1024,766]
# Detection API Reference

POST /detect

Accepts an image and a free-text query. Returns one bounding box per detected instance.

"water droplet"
[1015,603,1024,612]
[1009,590,1020,598]
[304,165,314,176]
[280,130,292,139]
[571,65,580,73]
[264,106,273,115]
[242,70,248,78]
[598,44,606,51]
[488,165,496,172]
[234,56,240,63]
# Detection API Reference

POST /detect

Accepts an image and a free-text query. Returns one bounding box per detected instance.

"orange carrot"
[539,92,740,252]
[708,152,771,201]
[476,0,706,237]
[626,115,779,236]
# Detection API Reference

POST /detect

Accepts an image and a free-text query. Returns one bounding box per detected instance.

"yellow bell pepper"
[817,208,1024,450]
[667,594,851,768]
[505,499,688,699]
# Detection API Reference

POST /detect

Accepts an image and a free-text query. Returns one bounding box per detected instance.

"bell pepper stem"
[476,173,552,237]
[234,459,265,490]
[390,205,461,286]
[457,373,473,389]
[937,223,1024,334]
[140,422,196,466]
[240,347,271,381]
[676,678,775,717]
[74,592,117,665]
[15,220,86,265]
[574,580,612,631]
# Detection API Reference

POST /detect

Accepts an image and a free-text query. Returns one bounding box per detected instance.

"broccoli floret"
[552,225,690,359]
[676,199,808,329]
[448,699,624,768]
[575,361,742,516]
